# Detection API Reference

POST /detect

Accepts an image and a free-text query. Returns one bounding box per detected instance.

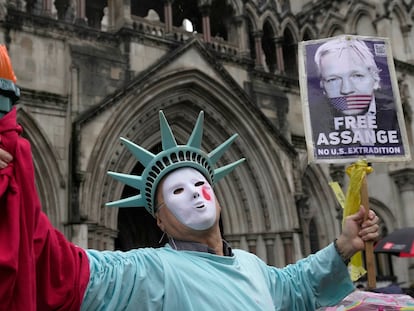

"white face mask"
[161,167,217,230]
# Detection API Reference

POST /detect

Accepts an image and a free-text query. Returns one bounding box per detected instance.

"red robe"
[0,108,90,310]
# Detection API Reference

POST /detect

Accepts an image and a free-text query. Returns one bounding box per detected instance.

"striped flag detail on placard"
[330,95,372,112]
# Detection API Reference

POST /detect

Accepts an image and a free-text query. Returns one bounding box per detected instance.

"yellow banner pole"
[360,174,376,289]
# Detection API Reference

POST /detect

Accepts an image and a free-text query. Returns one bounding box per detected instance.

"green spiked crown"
[106,111,245,217]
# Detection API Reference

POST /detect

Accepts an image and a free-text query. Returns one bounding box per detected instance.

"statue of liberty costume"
[0,44,355,310]
[81,111,354,311]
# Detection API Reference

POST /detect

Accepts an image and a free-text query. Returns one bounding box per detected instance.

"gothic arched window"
[282,28,297,77]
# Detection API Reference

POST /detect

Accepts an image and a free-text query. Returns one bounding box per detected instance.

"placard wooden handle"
[361,175,376,289]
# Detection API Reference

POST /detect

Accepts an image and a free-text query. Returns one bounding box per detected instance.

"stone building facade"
[1,0,413,287]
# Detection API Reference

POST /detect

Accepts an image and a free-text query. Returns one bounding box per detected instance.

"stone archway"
[80,69,296,264]
[17,108,64,231]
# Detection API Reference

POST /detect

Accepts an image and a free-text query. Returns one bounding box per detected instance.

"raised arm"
[0,47,90,311]
[265,205,379,310]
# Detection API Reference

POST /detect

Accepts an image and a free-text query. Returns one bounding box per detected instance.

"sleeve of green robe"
[266,243,355,310]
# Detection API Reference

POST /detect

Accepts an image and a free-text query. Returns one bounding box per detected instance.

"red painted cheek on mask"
[202,186,211,201]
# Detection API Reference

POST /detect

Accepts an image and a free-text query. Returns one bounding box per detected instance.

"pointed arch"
[280,22,298,77]
[244,2,260,32]
[223,0,243,17]
[328,26,344,38]
[262,17,277,72]
[79,69,296,247]
[353,13,376,36]
[279,16,299,40]
[259,8,281,70]
[16,108,65,230]
[319,12,346,37]
[258,9,280,32]
[388,1,413,61]
[300,24,317,41]
[244,6,260,61]
[387,0,411,26]
[346,0,376,17]
[347,3,377,36]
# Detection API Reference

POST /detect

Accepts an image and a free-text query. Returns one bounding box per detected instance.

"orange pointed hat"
[0,45,20,116]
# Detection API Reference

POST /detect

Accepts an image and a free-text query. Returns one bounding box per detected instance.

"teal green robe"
[81,243,354,311]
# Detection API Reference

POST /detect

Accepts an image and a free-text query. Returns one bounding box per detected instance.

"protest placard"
[299,35,410,163]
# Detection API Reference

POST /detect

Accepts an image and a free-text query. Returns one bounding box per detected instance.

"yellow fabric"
[343,160,373,223]
[329,159,373,281]
[328,182,345,210]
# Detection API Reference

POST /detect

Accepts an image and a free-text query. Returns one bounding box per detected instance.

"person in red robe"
[0,45,90,311]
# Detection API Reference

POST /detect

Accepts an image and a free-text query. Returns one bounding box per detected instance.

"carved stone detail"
[390,168,414,192]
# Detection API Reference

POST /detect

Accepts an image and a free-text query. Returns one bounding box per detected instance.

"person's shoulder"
[233,249,265,263]
[233,248,250,256]
[86,247,164,263]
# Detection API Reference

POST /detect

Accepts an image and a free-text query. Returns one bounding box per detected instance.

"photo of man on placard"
[300,35,409,162]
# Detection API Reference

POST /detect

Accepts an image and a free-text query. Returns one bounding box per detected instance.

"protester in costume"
[0,46,90,311]
[0,45,380,310]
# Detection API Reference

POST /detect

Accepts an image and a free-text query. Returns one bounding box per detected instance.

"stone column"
[246,234,257,254]
[163,0,173,33]
[253,31,264,69]
[42,0,53,16]
[390,168,414,227]
[281,232,293,264]
[71,224,88,248]
[74,0,86,24]
[107,0,133,31]
[70,64,80,115]
[296,194,311,255]
[226,235,241,249]
[274,36,284,73]
[263,233,276,266]
[391,168,414,283]
[231,15,249,57]
[198,0,212,43]
[398,73,413,151]
[401,24,414,61]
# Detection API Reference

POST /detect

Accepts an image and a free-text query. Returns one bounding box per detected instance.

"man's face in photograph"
[320,48,378,115]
